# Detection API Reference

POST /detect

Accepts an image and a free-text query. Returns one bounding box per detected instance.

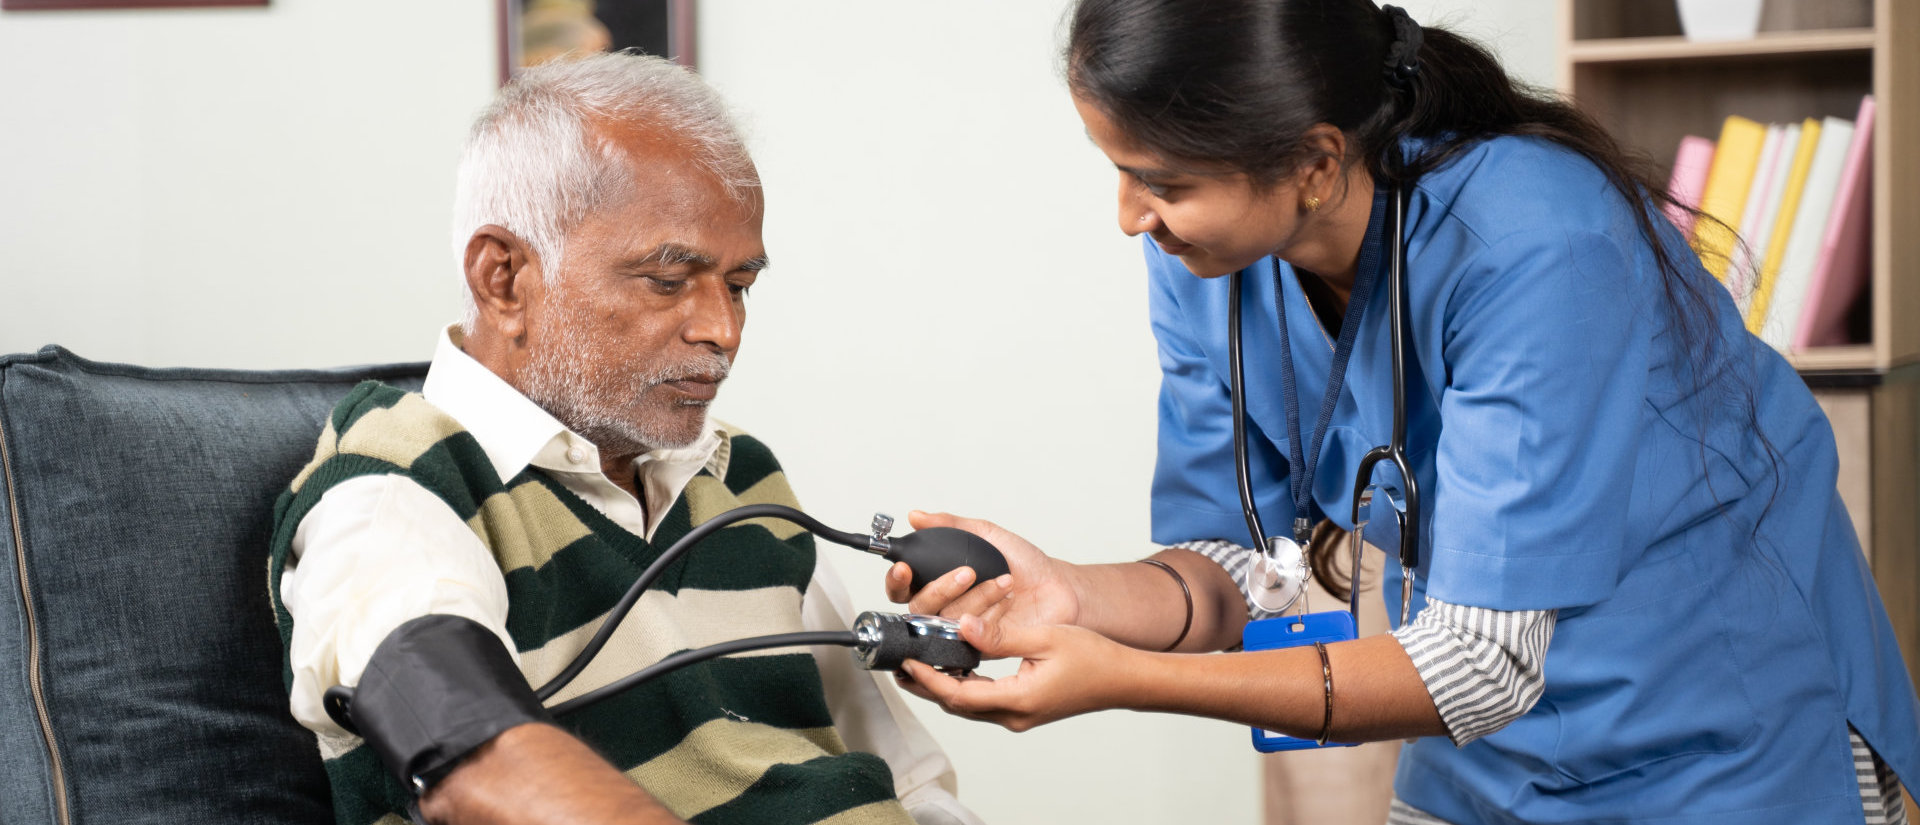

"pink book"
[1666,135,1716,237]
[1795,96,1876,349]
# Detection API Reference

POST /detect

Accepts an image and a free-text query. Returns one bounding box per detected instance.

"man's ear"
[463,225,541,341]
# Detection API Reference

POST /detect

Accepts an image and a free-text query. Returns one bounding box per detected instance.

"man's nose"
[683,276,742,353]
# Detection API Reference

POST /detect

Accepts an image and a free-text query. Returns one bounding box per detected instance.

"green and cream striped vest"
[267,382,914,825]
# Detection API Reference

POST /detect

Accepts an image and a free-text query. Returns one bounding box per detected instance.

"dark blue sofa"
[0,346,425,825]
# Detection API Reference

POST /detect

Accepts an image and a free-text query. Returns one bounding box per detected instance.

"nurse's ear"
[1292,124,1353,212]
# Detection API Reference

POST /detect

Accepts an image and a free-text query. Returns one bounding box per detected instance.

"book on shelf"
[1759,116,1855,351]
[1794,95,1876,351]
[1726,124,1788,309]
[1671,95,1874,355]
[1694,115,1767,283]
[1733,122,1802,318]
[1665,135,1715,237]
[1745,117,1824,337]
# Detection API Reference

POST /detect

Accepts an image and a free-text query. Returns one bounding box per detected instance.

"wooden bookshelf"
[1562,0,1912,371]
[1562,0,1920,688]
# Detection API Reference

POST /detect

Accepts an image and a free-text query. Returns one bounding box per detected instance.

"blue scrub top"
[1146,136,1920,823]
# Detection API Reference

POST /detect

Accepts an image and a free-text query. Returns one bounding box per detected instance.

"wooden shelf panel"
[1569,29,1877,64]
[1791,345,1879,372]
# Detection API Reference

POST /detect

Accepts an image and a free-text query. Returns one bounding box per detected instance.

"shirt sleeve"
[1170,538,1291,622]
[1146,244,1295,547]
[281,474,517,737]
[1392,598,1556,746]
[1427,228,1651,611]
[802,559,985,825]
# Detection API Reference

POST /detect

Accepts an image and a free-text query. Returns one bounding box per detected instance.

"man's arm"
[420,723,682,825]
[287,475,678,823]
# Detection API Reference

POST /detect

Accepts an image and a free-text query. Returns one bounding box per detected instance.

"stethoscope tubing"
[1229,183,1421,613]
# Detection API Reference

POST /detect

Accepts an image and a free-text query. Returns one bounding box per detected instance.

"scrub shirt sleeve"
[1425,228,1650,611]
[1143,244,1295,553]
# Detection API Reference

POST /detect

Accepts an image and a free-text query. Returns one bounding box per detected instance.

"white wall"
[696,3,1557,825]
[0,0,495,368]
[0,1,1555,823]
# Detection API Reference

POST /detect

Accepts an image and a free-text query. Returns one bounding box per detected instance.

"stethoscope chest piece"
[1248,535,1309,613]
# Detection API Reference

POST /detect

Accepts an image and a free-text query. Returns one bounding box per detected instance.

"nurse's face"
[1075,96,1304,278]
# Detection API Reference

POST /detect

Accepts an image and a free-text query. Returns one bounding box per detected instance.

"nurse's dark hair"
[1067,0,1774,599]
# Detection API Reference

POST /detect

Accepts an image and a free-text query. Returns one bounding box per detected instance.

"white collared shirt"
[281,327,978,825]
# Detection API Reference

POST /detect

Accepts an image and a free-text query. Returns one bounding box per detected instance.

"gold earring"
[1303,195,1323,213]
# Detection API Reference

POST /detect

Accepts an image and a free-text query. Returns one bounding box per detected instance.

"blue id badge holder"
[1245,609,1357,752]
[1243,493,1385,752]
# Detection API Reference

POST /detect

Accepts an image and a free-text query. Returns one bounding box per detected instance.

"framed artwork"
[499,0,696,85]
[2,0,264,8]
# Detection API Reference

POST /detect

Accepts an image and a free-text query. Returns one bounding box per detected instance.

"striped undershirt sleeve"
[1392,598,1556,747]
[1168,539,1295,621]
[1175,539,1551,745]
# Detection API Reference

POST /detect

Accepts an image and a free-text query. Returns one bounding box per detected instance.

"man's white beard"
[520,298,731,456]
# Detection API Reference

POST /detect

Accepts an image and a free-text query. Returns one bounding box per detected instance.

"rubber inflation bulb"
[884,527,1011,593]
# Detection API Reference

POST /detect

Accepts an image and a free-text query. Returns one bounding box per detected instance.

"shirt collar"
[420,325,730,485]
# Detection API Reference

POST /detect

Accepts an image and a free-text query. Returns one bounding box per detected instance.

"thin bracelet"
[1139,559,1193,652]
[1313,641,1334,746]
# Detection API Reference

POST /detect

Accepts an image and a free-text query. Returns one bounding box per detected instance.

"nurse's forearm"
[1068,548,1247,653]
[1125,634,1446,742]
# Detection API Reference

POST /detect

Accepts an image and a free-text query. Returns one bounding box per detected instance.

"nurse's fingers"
[956,612,1050,660]
[915,573,1013,620]
[896,565,975,613]
[894,662,1001,719]
[884,562,915,604]
[899,659,1048,731]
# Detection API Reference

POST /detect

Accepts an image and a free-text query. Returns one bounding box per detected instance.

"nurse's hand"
[893,614,1140,732]
[885,511,1081,630]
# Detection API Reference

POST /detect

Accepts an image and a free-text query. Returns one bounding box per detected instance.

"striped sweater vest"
[267,382,914,825]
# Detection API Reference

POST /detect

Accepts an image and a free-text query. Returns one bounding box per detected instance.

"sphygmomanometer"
[322,505,1008,795]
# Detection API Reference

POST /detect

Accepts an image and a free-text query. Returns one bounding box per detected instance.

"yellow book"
[1745,117,1823,334]
[1693,115,1768,281]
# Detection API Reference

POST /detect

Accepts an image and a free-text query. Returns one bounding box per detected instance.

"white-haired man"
[267,53,980,825]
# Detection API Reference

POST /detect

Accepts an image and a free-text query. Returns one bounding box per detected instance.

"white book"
[1761,116,1856,352]
[1729,124,1793,315]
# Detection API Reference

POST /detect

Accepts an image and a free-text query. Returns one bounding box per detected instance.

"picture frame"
[498,0,696,85]
[2,0,265,9]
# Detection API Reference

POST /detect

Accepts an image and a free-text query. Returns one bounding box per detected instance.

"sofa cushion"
[0,346,425,825]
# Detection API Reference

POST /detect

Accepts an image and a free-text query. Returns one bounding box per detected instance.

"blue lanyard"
[1273,187,1390,546]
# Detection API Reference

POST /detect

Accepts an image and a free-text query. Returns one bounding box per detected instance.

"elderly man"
[267,53,978,825]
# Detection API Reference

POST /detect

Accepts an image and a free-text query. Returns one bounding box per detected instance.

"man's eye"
[729,282,752,297]
[646,276,686,293]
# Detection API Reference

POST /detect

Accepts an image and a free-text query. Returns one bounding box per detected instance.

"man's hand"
[418,723,683,825]
[886,511,1081,631]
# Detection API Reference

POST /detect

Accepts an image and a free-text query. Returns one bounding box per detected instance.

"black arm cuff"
[342,614,554,791]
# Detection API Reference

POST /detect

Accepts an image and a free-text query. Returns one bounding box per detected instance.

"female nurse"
[886,1,1920,822]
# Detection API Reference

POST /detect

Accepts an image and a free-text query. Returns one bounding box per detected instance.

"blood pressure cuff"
[330,614,554,791]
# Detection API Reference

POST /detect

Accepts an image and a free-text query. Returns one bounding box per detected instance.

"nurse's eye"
[1136,177,1182,201]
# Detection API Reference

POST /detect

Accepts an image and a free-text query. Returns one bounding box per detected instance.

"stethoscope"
[1227,183,1422,626]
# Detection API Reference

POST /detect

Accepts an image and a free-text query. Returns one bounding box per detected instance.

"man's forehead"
[593,114,678,150]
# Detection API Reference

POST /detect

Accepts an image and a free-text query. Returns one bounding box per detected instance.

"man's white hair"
[451,51,758,330]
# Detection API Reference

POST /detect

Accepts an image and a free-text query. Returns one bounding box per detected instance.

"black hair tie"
[1380,5,1423,88]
